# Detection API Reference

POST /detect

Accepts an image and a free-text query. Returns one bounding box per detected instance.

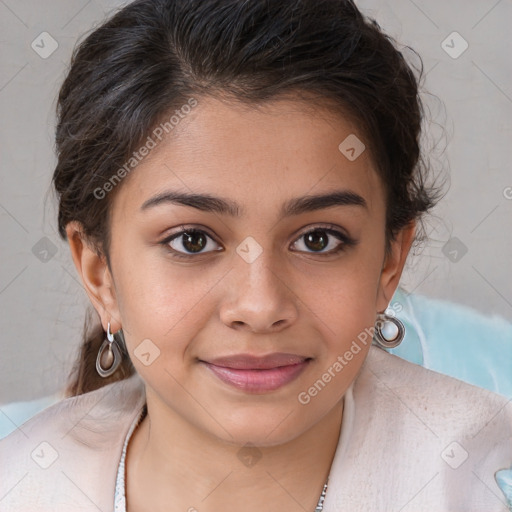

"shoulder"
[0,373,146,511]
[324,346,512,511]
[360,345,512,432]
[357,346,512,453]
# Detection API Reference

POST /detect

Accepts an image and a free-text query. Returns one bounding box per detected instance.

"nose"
[219,251,299,334]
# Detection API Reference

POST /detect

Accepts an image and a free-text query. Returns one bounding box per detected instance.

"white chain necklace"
[314,478,328,511]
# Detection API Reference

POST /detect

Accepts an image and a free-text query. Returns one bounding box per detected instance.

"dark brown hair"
[53,0,445,397]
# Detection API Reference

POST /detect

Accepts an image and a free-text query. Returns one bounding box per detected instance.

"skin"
[66,95,415,512]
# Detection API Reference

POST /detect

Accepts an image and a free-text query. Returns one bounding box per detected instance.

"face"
[68,95,414,447]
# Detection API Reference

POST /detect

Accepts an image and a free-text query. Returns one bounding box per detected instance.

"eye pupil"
[305,230,328,252]
[183,231,207,253]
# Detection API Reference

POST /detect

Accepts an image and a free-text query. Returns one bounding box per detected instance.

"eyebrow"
[140,189,368,217]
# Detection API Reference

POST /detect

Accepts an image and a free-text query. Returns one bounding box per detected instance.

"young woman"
[1,0,511,511]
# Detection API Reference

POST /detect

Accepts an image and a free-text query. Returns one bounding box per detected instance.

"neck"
[125,394,343,512]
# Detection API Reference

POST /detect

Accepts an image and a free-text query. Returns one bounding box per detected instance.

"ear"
[376,220,416,313]
[65,221,122,332]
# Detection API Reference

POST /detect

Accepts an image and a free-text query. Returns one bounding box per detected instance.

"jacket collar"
[0,371,146,510]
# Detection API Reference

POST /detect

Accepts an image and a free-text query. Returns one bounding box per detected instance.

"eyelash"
[159,224,357,260]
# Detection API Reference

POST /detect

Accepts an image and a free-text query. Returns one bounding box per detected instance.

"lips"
[205,352,308,369]
[200,352,311,393]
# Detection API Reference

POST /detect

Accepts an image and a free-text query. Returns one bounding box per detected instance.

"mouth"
[199,353,313,393]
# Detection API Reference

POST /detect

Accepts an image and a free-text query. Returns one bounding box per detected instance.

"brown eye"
[291,227,356,255]
[163,228,221,258]
[304,230,329,252]
[180,231,208,253]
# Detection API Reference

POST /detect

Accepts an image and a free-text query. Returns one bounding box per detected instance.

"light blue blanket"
[389,286,512,397]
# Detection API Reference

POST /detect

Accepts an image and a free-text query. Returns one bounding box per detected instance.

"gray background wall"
[1,0,511,404]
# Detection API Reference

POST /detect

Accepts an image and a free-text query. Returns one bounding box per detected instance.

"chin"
[206,405,318,448]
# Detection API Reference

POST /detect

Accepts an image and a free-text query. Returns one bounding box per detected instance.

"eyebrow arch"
[140,189,368,217]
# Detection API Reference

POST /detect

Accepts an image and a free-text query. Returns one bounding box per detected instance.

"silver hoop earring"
[96,322,124,378]
[373,312,405,349]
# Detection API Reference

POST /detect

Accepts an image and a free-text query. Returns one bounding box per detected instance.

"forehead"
[114,96,384,218]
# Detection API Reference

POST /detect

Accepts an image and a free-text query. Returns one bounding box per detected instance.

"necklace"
[314,477,328,511]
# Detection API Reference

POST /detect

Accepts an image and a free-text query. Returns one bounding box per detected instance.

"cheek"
[299,251,383,343]
[291,262,380,412]
[113,253,220,365]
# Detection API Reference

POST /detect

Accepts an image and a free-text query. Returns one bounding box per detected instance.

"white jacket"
[1,346,511,511]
